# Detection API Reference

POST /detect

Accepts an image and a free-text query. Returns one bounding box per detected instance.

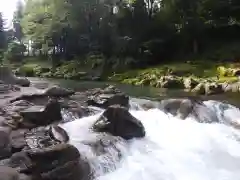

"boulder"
[7,144,91,180]
[157,76,184,89]
[0,66,30,87]
[44,86,75,97]
[20,98,62,128]
[92,105,145,140]
[160,98,219,123]
[160,98,196,119]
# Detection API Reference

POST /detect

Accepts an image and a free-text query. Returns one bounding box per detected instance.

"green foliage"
[5,42,26,62]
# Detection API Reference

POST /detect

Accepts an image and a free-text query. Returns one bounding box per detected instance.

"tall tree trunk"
[193,39,198,54]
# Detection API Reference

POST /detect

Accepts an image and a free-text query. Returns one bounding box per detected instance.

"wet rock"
[157,76,184,89]
[0,127,12,160]
[183,77,198,89]
[0,166,19,180]
[83,134,124,158]
[160,98,196,119]
[60,100,89,118]
[20,99,62,128]
[49,125,69,143]
[7,144,91,180]
[160,98,219,123]
[24,126,69,150]
[44,86,75,97]
[0,66,30,87]
[93,105,145,140]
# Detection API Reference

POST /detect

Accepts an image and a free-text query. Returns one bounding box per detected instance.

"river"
[30,77,240,180]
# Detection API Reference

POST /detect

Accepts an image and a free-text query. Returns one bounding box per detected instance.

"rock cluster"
[0,71,146,180]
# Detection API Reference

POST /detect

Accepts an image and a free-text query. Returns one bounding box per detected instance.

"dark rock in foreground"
[93,105,145,140]
[3,144,91,180]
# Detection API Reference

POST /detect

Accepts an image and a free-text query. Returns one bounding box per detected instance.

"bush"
[4,42,26,62]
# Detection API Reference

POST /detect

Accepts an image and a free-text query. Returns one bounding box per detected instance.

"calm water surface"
[29,77,240,107]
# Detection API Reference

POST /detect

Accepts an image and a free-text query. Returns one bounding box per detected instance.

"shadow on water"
[29,77,240,108]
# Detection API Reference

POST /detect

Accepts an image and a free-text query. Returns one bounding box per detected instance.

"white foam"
[62,102,240,180]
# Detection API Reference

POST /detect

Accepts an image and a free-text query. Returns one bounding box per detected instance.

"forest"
[1,0,240,87]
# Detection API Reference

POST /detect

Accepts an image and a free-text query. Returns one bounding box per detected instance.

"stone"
[160,99,195,118]
[92,105,145,140]
[20,99,62,127]
[44,86,75,97]
[7,144,91,180]
[160,98,219,123]
[0,166,19,180]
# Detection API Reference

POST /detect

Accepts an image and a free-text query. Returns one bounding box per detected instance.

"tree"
[0,12,6,63]
[13,0,24,42]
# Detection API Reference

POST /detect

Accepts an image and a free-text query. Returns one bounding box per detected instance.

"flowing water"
[62,100,240,180]
[30,78,240,180]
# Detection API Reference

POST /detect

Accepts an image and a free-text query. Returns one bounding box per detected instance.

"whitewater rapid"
[62,100,240,180]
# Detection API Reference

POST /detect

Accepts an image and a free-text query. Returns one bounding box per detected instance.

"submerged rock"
[160,98,219,123]
[93,105,145,140]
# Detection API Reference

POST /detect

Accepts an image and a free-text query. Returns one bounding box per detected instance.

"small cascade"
[61,99,240,180]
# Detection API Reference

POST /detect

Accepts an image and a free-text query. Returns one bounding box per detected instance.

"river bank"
[11,59,240,95]
[1,70,240,179]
